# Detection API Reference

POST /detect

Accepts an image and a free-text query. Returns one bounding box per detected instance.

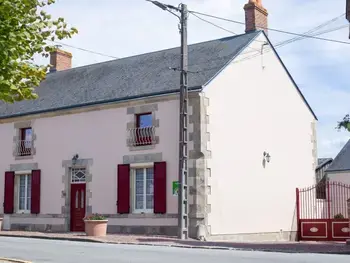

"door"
[70,183,86,232]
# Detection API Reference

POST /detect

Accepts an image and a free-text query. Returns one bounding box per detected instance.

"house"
[315,158,333,183]
[325,139,350,184]
[0,0,317,241]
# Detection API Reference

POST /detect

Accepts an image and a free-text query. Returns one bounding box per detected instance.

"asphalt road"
[0,237,349,263]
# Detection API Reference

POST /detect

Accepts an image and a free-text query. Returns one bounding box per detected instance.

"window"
[71,168,86,183]
[18,127,32,156]
[137,113,152,128]
[18,174,31,212]
[135,113,153,146]
[133,167,154,213]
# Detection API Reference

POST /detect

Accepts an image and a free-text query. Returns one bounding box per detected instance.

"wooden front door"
[70,183,86,232]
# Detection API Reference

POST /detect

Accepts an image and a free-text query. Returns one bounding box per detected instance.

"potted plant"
[83,214,108,237]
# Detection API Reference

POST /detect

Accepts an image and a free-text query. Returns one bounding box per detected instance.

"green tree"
[337,115,350,132]
[0,0,77,103]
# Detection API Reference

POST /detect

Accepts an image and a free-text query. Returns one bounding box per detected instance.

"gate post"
[348,199,350,244]
[296,188,300,241]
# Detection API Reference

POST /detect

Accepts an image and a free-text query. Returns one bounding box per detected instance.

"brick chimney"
[49,49,72,72]
[244,0,268,35]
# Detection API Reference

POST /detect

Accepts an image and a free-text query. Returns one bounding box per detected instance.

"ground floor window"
[18,174,31,212]
[133,167,154,213]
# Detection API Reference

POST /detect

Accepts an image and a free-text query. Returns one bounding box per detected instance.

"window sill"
[15,211,31,215]
[128,144,156,151]
[14,155,34,161]
[107,213,177,219]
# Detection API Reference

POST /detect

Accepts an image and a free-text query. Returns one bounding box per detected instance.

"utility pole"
[146,1,189,239]
[178,3,189,240]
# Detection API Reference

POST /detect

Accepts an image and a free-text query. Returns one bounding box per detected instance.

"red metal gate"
[296,181,350,242]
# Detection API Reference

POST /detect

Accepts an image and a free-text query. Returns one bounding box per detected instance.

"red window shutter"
[31,170,41,214]
[154,162,166,214]
[117,164,130,214]
[4,171,15,214]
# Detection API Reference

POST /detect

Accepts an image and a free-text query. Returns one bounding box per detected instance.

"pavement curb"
[1,234,350,255]
[0,234,103,244]
[0,258,31,263]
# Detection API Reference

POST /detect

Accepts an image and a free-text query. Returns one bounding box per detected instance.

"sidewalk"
[0,231,349,254]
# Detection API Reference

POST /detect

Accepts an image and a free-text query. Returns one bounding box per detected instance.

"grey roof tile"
[0,31,260,119]
[326,139,350,172]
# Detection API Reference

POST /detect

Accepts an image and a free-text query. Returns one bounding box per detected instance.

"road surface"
[0,237,349,263]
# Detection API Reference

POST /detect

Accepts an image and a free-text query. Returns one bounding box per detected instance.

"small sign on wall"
[172,181,179,196]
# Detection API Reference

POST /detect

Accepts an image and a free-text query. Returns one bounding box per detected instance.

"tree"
[337,115,350,132]
[0,0,78,103]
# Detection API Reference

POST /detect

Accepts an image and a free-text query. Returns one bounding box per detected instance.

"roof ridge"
[48,31,254,74]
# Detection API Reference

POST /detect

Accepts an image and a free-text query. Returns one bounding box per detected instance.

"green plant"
[0,0,78,102]
[84,213,107,220]
[334,213,345,219]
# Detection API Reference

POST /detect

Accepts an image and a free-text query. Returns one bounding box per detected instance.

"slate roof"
[0,31,261,119]
[326,139,350,172]
[316,158,333,171]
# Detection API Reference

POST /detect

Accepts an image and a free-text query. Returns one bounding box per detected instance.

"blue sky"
[37,0,350,158]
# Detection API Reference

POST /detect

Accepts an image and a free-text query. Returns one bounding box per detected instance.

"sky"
[36,0,350,158]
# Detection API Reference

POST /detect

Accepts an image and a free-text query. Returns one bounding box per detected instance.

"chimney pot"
[49,49,72,72]
[244,0,268,35]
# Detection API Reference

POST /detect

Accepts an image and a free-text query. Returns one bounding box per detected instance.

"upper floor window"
[136,113,152,128]
[17,127,32,156]
[134,113,154,146]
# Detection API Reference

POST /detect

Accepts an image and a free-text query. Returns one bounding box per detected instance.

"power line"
[188,10,350,46]
[190,24,348,73]
[187,11,348,69]
[231,24,349,66]
[49,41,119,59]
[275,13,346,48]
[190,12,264,52]
[191,12,237,36]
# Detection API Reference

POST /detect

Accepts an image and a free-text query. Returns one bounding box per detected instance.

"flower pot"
[84,220,108,237]
[0,218,2,231]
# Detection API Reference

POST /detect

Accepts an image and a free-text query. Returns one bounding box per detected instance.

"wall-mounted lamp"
[263,151,271,163]
[72,154,79,165]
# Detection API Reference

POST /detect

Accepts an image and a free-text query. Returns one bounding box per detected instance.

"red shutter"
[117,164,130,214]
[154,162,166,214]
[4,171,15,214]
[31,170,41,214]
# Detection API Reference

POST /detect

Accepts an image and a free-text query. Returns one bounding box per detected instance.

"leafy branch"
[0,0,78,103]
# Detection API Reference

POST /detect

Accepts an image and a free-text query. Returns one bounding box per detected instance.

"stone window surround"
[8,163,39,217]
[61,158,93,232]
[118,152,175,219]
[126,103,160,151]
[13,121,37,160]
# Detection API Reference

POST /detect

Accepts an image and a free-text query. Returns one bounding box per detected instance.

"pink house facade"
[0,1,318,241]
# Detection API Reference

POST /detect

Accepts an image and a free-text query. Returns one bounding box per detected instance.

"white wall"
[205,33,316,235]
[0,98,179,218]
